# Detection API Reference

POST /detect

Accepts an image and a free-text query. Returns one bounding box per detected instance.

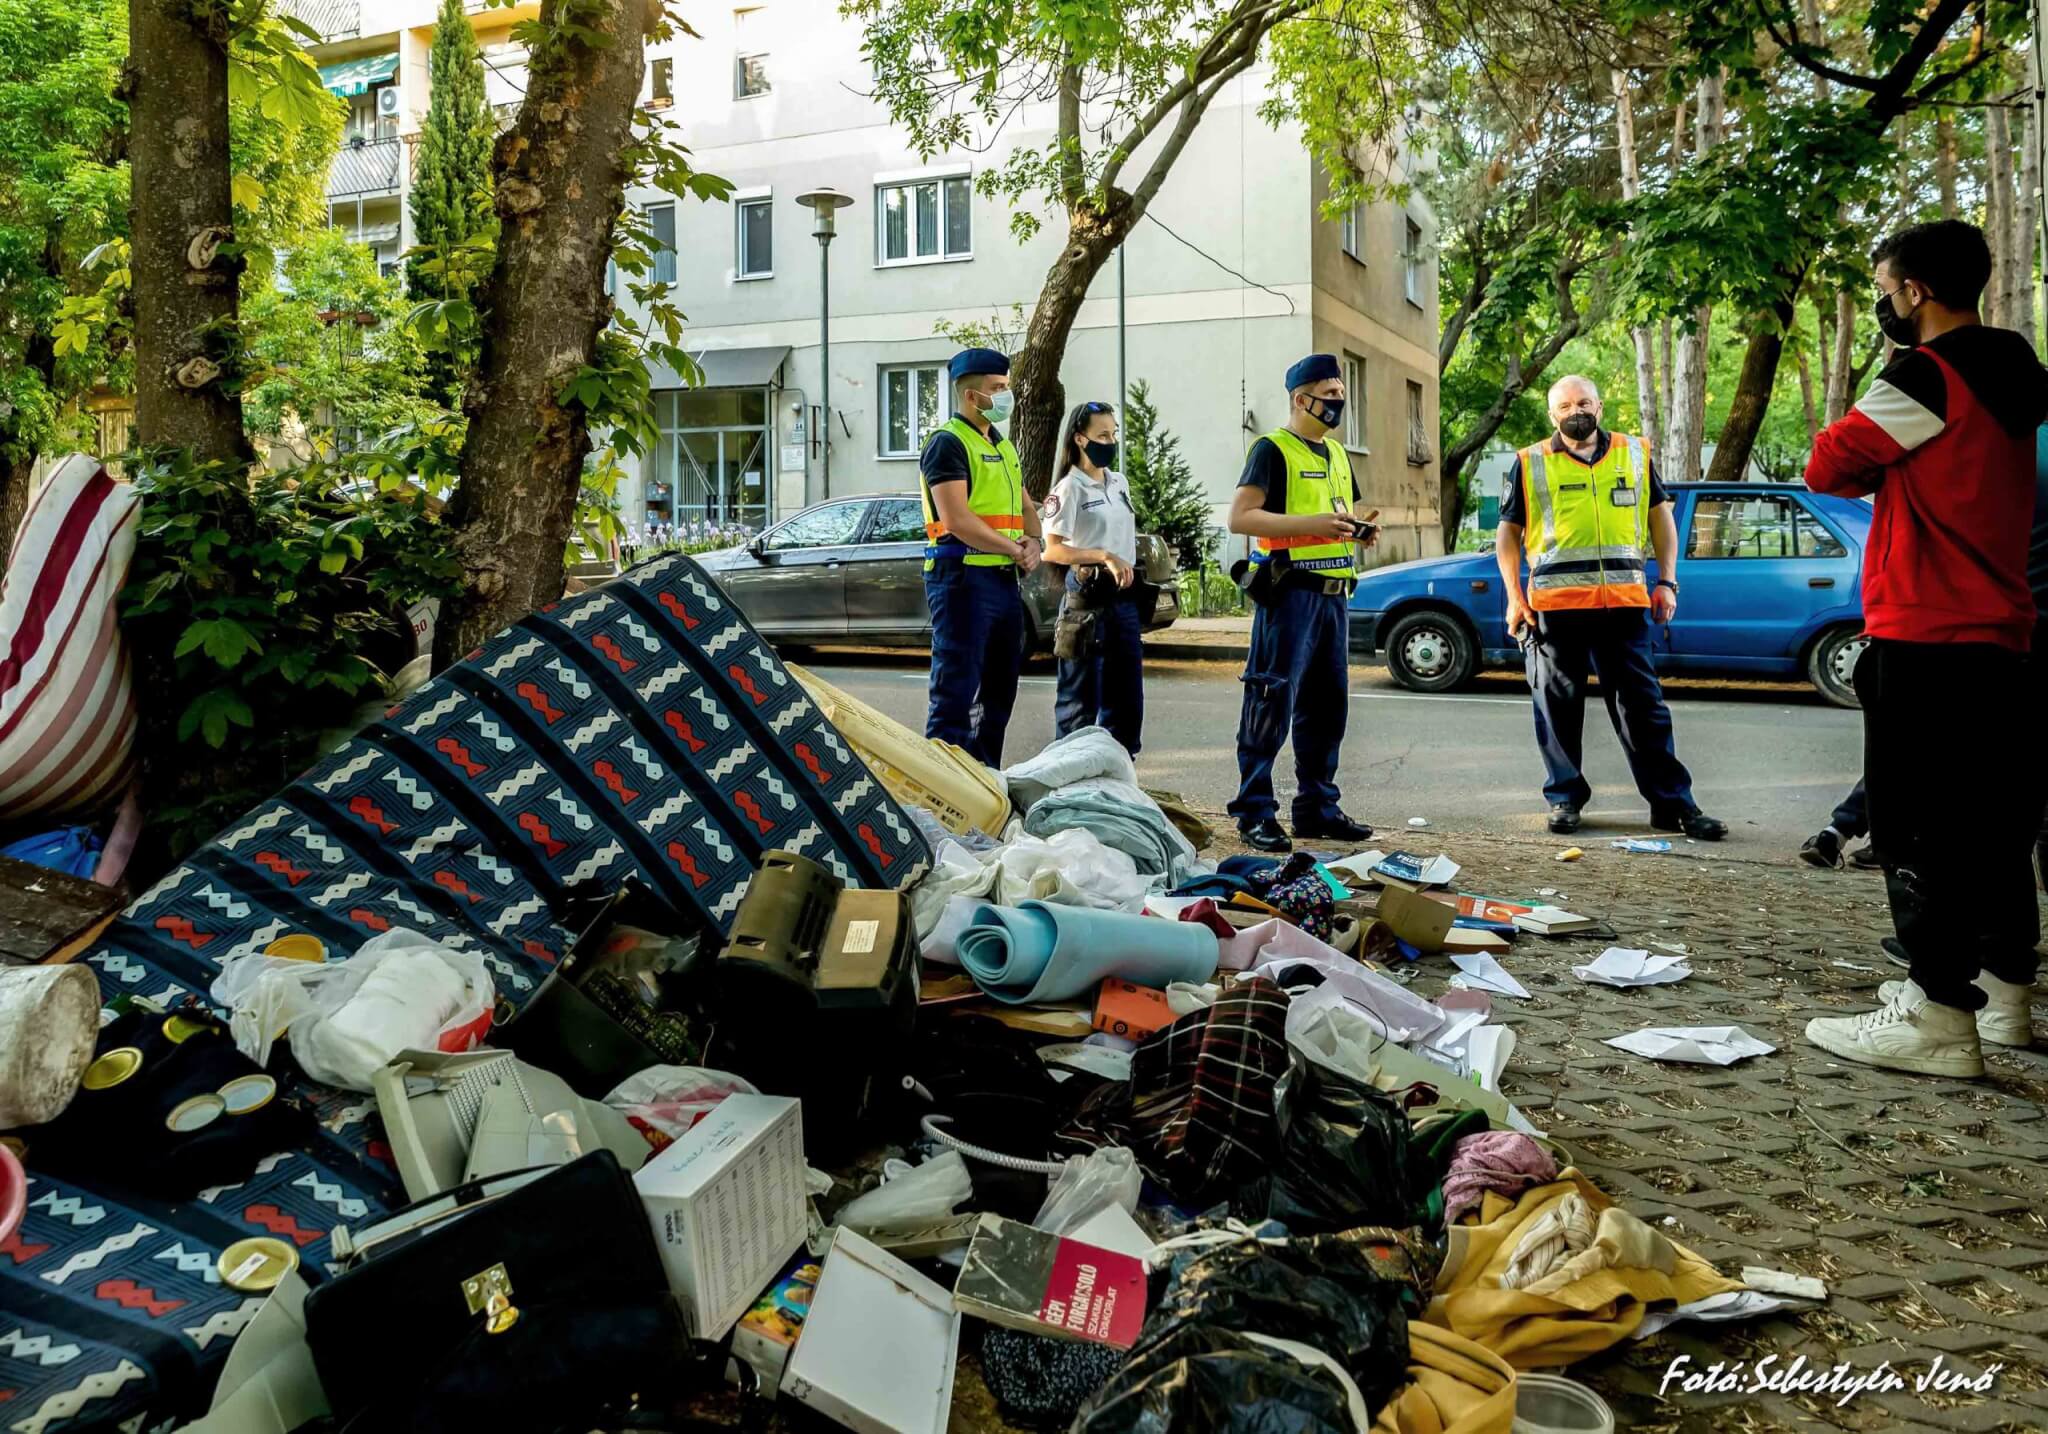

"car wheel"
[1808,624,1868,709]
[1383,610,1478,693]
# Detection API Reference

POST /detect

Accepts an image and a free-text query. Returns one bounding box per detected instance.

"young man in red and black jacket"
[1803,219,2048,1078]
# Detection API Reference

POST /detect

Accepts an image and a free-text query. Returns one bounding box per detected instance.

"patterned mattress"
[0,553,929,1431]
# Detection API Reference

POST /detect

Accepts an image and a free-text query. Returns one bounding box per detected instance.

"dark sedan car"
[693,492,1181,651]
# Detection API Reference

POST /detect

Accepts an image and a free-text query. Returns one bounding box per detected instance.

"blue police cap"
[1286,353,1341,391]
[948,348,1010,383]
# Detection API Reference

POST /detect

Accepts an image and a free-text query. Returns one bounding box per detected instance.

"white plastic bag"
[1003,726,1138,809]
[1033,1146,1142,1236]
[209,928,493,1091]
[833,1150,974,1234]
[602,1065,759,1151]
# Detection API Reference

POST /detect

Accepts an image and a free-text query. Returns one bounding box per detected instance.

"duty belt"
[1285,573,1354,597]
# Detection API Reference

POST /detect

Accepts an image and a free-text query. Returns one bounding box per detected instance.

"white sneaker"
[1806,980,1984,1077]
[1877,973,2035,1048]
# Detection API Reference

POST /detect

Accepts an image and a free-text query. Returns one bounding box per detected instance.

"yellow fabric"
[1423,1168,1741,1370]
[1517,435,1651,610]
[1253,428,1357,577]
[923,416,1024,568]
[1372,1324,1517,1434]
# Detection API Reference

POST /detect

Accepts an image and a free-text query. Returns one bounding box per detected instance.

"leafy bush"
[121,448,462,854]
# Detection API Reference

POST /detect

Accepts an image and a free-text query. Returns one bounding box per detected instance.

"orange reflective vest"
[1517,434,1653,611]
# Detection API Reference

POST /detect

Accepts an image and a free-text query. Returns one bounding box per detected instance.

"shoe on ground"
[1848,843,1883,871]
[1294,811,1374,842]
[1651,807,1728,841]
[1548,804,1582,835]
[1799,829,1844,869]
[1881,936,1909,970]
[1878,972,2034,1047]
[1804,979,1983,1077]
[1239,817,1292,853]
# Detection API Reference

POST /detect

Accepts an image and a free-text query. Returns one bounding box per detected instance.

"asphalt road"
[796,652,1866,855]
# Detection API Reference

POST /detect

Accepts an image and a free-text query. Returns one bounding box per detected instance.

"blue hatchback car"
[1349,483,1872,706]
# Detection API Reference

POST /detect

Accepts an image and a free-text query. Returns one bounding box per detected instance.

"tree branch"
[1439,236,1490,374]
[1129,42,1265,216]
[1056,52,1084,207]
[1761,0,1881,92]
[1871,0,1975,112]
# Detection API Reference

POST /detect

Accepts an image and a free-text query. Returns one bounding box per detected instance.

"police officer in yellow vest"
[1226,354,1381,852]
[920,348,1044,766]
[1494,375,1726,840]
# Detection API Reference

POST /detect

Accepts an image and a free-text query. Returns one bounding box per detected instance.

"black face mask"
[1083,439,1118,469]
[1558,412,1599,442]
[1874,287,1921,348]
[1304,395,1345,430]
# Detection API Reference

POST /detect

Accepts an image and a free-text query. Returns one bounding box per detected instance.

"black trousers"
[1858,636,2042,1010]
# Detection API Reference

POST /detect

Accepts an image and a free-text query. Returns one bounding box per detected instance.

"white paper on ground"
[1463,1025,1517,1092]
[1604,1026,1776,1065]
[1447,951,1530,999]
[1573,947,1693,988]
[1326,850,1389,881]
[1634,1288,1818,1338]
[1742,1266,1828,1301]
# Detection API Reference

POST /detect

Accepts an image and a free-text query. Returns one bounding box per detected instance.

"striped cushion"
[0,454,140,819]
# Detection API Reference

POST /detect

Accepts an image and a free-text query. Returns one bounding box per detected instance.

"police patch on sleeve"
[1043,493,1062,518]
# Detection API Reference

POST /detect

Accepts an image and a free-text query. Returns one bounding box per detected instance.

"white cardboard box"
[781,1228,960,1434]
[632,1093,807,1339]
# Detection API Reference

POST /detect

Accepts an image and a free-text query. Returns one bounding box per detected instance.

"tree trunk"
[0,453,33,558]
[1987,101,2016,329]
[1705,299,1796,482]
[126,0,247,463]
[1663,72,1722,481]
[434,0,651,666]
[1612,69,1662,453]
[2017,95,2041,348]
[1936,112,1958,218]
[1658,317,1674,425]
[1012,211,1125,500]
[1826,289,1856,422]
[1795,346,1817,444]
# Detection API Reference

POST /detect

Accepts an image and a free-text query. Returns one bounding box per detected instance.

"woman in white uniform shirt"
[1041,400,1145,755]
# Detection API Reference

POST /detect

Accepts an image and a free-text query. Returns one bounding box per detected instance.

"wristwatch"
[1654,579,1680,593]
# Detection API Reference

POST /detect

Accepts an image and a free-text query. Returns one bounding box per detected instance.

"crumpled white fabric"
[910,827,1154,940]
[1003,725,1137,811]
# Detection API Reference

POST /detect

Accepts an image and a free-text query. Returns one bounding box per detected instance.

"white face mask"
[979,389,1015,425]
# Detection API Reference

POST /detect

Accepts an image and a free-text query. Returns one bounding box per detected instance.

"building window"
[736,52,768,97]
[651,56,672,103]
[648,202,677,284]
[1341,202,1363,262]
[877,176,971,265]
[1405,380,1430,466]
[879,363,946,456]
[1341,352,1366,450]
[736,196,772,279]
[1403,215,1425,307]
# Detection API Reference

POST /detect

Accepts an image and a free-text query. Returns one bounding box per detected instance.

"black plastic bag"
[1073,1229,1417,1433]
[1234,1054,1418,1235]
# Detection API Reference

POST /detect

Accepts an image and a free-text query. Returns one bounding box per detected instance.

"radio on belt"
[715,850,916,1150]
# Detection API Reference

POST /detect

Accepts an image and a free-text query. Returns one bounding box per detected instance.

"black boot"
[1293,812,1374,843]
[1239,817,1293,853]
[1548,804,1582,835]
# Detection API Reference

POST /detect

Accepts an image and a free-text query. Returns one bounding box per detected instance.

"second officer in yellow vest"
[919,348,1044,766]
[1494,374,1726,840]
[1226,354,1380,852]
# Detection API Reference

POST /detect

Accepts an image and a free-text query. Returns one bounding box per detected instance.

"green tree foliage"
[1121,379,1214,569]
[407,0,497,403]
[241,227,442,452]
[120,448,461,856]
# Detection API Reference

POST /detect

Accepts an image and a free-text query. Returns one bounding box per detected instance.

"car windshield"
[765,502,865,550]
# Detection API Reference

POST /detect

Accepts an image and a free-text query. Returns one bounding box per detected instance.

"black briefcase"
[303,1150,705,1432]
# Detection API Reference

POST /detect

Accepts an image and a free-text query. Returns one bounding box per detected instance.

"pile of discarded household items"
[0,552,1805,1434]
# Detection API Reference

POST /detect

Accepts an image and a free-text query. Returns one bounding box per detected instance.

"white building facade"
[295,0,1444,562]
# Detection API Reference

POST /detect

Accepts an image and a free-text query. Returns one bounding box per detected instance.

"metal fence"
[328,137,402,200]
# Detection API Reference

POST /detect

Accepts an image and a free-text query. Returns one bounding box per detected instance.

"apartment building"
[296,0,1444,562]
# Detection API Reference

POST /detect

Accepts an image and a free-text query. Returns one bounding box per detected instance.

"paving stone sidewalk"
[1392,831,2048,1434]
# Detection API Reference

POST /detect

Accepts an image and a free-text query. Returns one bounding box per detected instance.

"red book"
[953,1215,1148,1349]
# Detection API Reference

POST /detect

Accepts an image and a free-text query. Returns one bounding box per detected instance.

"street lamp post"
[795,186,853,502]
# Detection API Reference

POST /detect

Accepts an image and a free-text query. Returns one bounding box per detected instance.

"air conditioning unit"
[376,86,401,118]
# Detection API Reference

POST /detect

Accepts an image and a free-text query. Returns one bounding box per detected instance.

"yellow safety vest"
[1251,429,1357,579]
[1517,433,1652,611]
[921,416,1024,570]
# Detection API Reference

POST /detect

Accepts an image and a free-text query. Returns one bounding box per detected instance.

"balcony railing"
[280,0,360,42]
[328,136,401,200]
